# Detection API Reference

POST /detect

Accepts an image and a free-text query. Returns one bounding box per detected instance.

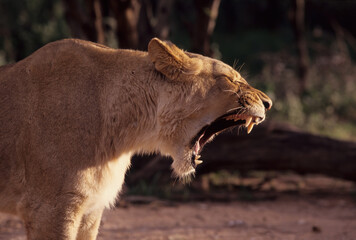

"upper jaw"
[225,113,265,134]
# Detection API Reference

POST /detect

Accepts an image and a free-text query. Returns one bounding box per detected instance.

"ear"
[148,38,202,80]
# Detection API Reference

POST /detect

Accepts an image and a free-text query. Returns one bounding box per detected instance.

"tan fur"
[0,38,272,239]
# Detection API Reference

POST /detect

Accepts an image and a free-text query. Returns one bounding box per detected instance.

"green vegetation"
[0,0,68,64]
[245,32,356,141]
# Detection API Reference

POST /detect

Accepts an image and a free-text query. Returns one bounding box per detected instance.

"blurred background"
[1,0,356,201]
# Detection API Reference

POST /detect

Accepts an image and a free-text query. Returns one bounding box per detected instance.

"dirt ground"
[1,175,356,240]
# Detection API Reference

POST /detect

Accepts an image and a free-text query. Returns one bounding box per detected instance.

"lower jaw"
[173,165,196,180]
[171,155,196,178]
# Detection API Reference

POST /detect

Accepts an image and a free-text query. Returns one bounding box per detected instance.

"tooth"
[195,155,201,160]
[245,116,252,126]
[195,159,203,165]
[247,122,255,134]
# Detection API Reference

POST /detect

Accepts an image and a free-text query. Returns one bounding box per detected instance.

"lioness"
[0,38,272,239]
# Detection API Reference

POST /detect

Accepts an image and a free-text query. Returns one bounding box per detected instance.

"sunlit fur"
[0,38,271,240]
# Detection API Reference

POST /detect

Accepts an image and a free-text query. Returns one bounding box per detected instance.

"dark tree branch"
[200,122,356,182]
[128,122,356,183]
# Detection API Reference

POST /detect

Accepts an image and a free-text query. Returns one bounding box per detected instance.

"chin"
[170,149,196,181]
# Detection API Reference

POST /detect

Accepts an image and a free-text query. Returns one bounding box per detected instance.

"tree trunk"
[137,0,174,50]
[110,0,141,49]
[192,0,221,56]
[291,0,309,94]
[62,0,97,42]
[92,0,105,44]
[129,122,356,183]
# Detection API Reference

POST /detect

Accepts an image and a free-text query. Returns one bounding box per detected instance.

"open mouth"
[190,110,263,168]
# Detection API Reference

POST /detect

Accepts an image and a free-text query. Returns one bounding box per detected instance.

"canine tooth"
[196,155,201,160]
[245,116,252,126]
[195,159,203,165]
[247,122,255,134]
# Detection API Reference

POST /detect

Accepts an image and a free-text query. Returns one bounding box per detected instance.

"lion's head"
[148,38,272,178]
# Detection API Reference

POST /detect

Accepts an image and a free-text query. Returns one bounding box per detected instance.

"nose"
[262,98,272,110]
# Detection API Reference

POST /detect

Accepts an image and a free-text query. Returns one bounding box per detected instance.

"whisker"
[233,59,239,70]
[239,109,247,115]
[223,89,240,98]
[238,63,245,72]
[223,89,235,93]
[238,125,245,135]
[226,106,243,113]
[236,125,241,135]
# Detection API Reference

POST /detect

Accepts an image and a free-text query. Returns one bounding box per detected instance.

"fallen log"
[128,122,356,183]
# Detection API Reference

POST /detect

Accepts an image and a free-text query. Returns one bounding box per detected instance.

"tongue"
[194,139,201,154]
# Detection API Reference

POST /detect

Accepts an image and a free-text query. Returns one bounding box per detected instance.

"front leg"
[19,195,85,240]
[76,208,104,240]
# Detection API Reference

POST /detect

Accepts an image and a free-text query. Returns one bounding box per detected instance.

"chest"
[86,152,132,211]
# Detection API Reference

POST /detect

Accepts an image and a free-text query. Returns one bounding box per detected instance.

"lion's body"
[0,39,271,239]
[0,40,162,239]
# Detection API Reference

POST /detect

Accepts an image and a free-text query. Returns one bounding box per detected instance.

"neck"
[99,52,164,160]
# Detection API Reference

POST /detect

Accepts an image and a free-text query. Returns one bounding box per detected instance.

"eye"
[224,76,235,83]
